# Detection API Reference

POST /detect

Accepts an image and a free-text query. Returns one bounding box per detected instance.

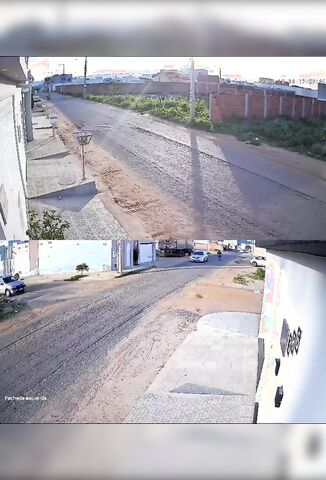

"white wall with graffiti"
[257,250,326,422]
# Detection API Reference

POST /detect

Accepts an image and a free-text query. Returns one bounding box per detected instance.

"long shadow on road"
[190,132,208,238]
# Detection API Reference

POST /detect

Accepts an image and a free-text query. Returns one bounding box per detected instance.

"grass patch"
[64,274,83,281]
[214,117,326,161]
[234,268,265,285]
[85,94,326,159]
[86,94,214,130]
[233,274,249,285]
[251,267,266,281]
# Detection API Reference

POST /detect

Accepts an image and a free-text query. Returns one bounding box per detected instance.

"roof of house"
[152,70,189,82]
[197,74,220,83]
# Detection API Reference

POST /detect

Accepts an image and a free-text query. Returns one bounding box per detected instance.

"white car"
[190,251,208,263]
[250,256,266,267]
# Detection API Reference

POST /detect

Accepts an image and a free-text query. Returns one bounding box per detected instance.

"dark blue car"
[0,276,26,298]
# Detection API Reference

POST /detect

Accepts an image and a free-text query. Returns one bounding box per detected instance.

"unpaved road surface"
[49,93,326,239]
[0,253,239,423]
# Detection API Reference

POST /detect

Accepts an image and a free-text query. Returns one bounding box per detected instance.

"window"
[2,276,14,284]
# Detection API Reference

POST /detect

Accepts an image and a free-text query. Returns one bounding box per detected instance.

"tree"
[26,210,70,240]
[76,263,89,277]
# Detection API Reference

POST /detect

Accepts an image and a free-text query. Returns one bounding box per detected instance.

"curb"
[115,265,155,278]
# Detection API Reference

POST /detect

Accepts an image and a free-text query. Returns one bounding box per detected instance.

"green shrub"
[27,209,70,240]
[250,267,266,281]
[233,274,248,285]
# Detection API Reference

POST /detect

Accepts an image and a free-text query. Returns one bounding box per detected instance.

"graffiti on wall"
[260,257,283,335]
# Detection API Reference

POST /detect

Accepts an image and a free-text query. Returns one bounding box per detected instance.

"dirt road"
[0,254,263,423]
[48,93,326,239]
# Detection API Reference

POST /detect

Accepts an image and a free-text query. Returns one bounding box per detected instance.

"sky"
[30,57,326,86]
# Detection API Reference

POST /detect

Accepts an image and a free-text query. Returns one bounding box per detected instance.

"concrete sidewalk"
[125,312,260,423]
[26,114,127,239]
[23,270,116,285]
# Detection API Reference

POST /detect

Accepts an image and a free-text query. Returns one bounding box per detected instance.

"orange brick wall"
[211,93,246,120]
[281,96,294,116]
[267,94,281,118]
[210,90,326,123]
[248,94,264,119]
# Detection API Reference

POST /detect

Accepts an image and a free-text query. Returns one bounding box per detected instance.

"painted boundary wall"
[210,90,326,123]
[11,240,157,276]
[37,240,113,274]
[12,241,113,275]
[257,251,326,423]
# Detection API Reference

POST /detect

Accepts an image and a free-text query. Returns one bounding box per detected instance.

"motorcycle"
[46,94,51,101]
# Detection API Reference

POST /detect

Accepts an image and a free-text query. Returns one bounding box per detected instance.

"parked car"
[0,276,26,298]
[250,256,266,267]
[190,251,208,263]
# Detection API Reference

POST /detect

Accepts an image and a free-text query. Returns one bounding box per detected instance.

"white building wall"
[0,84,28,240]
[12,241,32,276]
[124,241,132,268]
[38,240,112,274]
[257,251,326,423]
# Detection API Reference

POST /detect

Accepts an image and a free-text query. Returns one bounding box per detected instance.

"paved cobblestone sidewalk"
[27,114,127,239]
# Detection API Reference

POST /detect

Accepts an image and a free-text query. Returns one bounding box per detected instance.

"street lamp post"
[73,131,93,181]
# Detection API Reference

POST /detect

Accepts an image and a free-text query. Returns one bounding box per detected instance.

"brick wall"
[248,94,265,119]
[210,90,326,123]
[210,93,246,121]
[56,81,189,96]
[267,94,281,118]
[56,80,221,98]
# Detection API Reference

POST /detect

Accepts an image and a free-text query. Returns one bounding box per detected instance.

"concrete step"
[197,312,260,337]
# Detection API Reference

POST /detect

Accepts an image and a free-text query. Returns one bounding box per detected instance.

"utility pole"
[118,240,123,274]
[23,56,33,142]
[189,57,196,122]
[59,63,65,94]
[83,56,88,98]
